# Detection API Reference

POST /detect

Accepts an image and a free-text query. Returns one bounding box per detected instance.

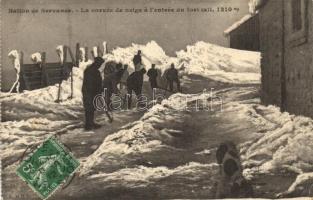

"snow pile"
[80,95,188,175]
[249,0,267,14]
[30,52,42,63]
[0,118,82,166]
[220,94,313,196]
[87,162,218,190]
[104,41,172,72]
[104,40,260,84]
[80,88,224,175]
[237,105,313,174]
[224,14,254,35]
[176,41,260,84]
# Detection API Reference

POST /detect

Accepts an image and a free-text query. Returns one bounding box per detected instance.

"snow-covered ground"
[0,40,260,163]
[4,41,312,199]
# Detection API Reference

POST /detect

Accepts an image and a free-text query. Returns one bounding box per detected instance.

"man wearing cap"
[82,57,104,130]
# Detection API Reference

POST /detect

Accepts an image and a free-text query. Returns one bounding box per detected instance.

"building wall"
[284,0,313,117]
[259,0,283,107]
[260,0,313,118]
[229,14,260,51]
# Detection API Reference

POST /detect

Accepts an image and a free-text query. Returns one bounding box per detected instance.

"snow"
[236,104,313,174]
[79,47,86,62]
[1,41,261,197]
[224,0,266,35]
[56,45,64,63]
[8,50,22,93]
[104,41,261,84]
[79,99,187,175]
[87,162,219,188]
[103,41,170,73]
[2,41,260,166]
[214,89,313,196]
[224,14,254,35]
[102,41,107,54]
[176,41,261,84]
[93,46,98,57]
[249,0,267,14]
[30,52,42,64]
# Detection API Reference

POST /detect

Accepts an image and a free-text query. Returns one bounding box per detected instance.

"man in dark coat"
[115,63,126,84]
[166,63,181,92]
[133,50,142,71]
[126,68,146,109]
[102,63,125,111]
[147,64,158,90]
[82,57,104,130]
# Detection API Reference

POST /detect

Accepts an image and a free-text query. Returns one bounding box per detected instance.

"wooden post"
[40,52,46,87]
[20,51,29,91]
[75,43,80,67]
[66,45,75,99]
[105,42,108,54]
[91,49,95,59]
[67,45,76,64]
[85,47,88,62]
[97,45,103,57]
[56,46,67,103]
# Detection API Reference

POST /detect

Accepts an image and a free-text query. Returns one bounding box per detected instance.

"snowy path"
[5,41,312,198]
[2,84,302,199]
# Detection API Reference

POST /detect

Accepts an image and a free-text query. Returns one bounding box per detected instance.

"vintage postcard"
[1,0,313,199]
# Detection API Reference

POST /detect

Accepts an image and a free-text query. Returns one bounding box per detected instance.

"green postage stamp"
[16,136,80,199]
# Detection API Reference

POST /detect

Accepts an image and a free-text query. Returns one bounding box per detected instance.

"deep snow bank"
[176,42,260,84]
[220,90,313,196]
[105,41,261,84]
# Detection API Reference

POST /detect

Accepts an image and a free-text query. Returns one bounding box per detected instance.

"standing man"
[147,64,158,90]
[133,50,142,71]
[126,68,147,109]
[82,57,104,130]
[120,64,129,89]
[166,63,181,92]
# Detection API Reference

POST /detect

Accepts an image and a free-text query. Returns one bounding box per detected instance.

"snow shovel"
[105,110,113,123]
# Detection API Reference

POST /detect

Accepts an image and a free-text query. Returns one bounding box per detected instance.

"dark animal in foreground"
[215,141,254,198]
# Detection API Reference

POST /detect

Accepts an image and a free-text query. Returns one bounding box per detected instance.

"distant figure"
[126,68,147,109]
[147,64,158,90]
[133,50,142,71]
[82,57,104,130]
[120,64,129,89]
[166,63,181,92]
[215,141,254,198]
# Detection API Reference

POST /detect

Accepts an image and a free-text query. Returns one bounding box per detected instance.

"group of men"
[134,50,181,93]
[82,50,181,130]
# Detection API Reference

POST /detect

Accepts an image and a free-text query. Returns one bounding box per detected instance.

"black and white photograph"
[1,0,313,199]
